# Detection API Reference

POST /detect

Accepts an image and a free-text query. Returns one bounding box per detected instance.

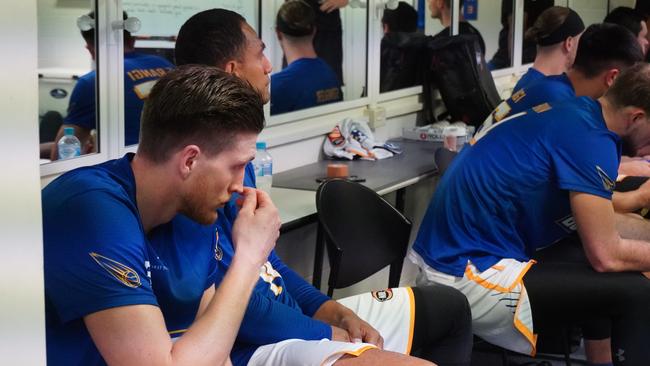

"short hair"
[605,63,650,116]
[138,65,264,163]
[175,9,248,68]
[80,11,132,45]
[604,7,644,37]
[382,2,418,33]
[573,23,643,78]
[276,0,316,38]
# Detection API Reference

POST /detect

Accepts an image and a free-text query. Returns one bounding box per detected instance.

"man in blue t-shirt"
[175,8,473,366]
[43,67,280,365]
[411,63,650,363]
[512,6,584,92]
[271,0,342,115]
[480,23,642,131]
[50,11,173,160]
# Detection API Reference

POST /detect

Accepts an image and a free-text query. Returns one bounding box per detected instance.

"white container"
[442,126,468,152]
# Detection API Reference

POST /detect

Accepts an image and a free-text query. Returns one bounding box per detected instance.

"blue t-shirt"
[43,154,218,366]
[216,163,331,365]
[413,97,621,277]
[65,53,173,145]
[512,67,545,92]
[271,57,342,115]
[478,73,574,133]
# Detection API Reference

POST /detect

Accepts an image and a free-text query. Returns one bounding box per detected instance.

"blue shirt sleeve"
[268,253,330,317]
[549,124,620,199]
[237,290,332,345]
[64,74,96,130]
[44,189,157,323]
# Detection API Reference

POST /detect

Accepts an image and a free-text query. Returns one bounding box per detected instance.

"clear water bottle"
[57,127,81,160]
[253,141,273,193]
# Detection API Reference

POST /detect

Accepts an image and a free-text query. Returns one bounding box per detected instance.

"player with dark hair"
[174,8,474,366]
[271,0,342,115]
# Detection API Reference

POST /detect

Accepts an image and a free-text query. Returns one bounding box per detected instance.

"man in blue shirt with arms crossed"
[43,66,280,365]
[175,8,473,366]
[411,63,650,365]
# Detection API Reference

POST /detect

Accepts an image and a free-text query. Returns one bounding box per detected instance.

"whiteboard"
[123,0,258,37]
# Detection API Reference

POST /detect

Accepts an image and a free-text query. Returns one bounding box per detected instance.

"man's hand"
[314,300,384,348]
[618,159,650,177]
[331,325,351,342]
[232,188,280,267]
[320,0,349,13]
[338,312,384,348]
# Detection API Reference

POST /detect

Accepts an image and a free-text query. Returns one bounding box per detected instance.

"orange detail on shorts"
[514,288,538,357]
[464,260,536,293]
[406,287,416,354]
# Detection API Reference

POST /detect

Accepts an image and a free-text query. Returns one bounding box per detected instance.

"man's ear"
[631,109,647,127]
[223,60,237,74]
[563,36,575,54]
[604,69,620,88]
[178,145,201,179]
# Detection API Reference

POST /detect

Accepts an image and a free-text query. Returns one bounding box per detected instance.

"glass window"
[122,0,260,147]
[38,0,97,163]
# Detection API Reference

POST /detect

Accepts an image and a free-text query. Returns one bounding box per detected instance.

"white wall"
[37,0,92,70]
[0,1,46,364]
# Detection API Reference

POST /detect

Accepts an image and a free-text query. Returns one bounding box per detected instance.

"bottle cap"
[63,127,75,135]
[256,141,267,150]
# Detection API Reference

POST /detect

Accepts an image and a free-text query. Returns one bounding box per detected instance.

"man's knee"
[335,349,435,366]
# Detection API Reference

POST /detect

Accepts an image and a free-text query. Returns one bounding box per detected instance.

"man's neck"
[568,70,604,99]
[283,41,318,65]
[131,155,180,232]
[532,51,568,76]
[599,96,625,136]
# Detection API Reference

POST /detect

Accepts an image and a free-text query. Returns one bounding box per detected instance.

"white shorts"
[247,287,415,366]
[409,251,537,356]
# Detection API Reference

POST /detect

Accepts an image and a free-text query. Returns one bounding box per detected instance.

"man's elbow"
[588,252,623,273]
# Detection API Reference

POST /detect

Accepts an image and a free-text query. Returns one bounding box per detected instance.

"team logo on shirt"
[214,230,223,261]
[89,252,141,288]
[371,289,393,302]
[596,165,615,192]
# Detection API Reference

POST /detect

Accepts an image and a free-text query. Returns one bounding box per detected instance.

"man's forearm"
[171,257,260,365]
[615,212,650,241]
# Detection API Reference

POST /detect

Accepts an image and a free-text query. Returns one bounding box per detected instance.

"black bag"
[423,34,502,127]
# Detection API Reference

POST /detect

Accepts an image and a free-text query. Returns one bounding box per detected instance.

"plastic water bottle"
[253,141,273,193]
[57,127,81,160]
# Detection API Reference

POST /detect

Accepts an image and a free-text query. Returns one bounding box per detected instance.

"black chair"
[315,179,412,297]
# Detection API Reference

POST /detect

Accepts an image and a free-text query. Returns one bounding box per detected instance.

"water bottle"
[253,141,273,193]
[57,127,81,160]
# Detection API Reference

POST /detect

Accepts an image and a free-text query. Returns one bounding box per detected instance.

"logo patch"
[49,88,68,99]
[532,103,552,113]
[214,230,223,261]
[511,89,526,103]
[596,165,615,191]
[371,289,393,302]
[555,214,577,233]
[89,252,141,288]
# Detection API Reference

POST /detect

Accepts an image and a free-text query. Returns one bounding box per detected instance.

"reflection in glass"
[268,0,368,116]
[270,0,343,115]
[380,1,425,93]
[123,1,259,146]
[37,1,95,162]
[429,0,486,57]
